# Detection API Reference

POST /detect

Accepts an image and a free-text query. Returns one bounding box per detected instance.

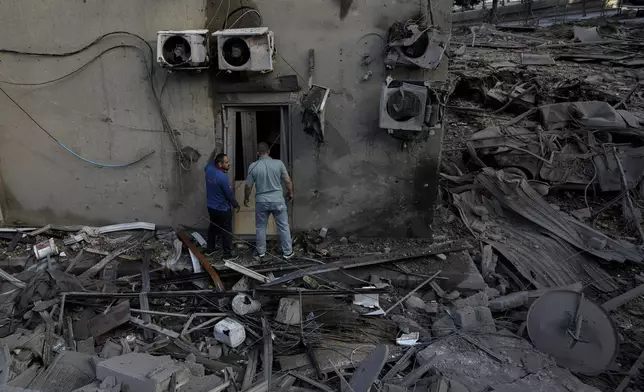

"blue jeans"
[255,202,292,256]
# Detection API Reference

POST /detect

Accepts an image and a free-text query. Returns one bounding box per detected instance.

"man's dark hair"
[214,153,227,165]
[257,142,270,155]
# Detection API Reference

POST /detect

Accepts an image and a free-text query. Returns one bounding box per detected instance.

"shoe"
[223,254,239,262]
[204,249,219,257]
[253,252,266,262]
[283,251,294,260]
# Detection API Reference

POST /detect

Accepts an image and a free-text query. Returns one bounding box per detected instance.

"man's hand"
[244,199,250,208]
[286,192,294,202]
[235,206,241,214]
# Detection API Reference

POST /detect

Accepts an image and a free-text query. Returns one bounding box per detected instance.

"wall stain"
[332,0,354,19]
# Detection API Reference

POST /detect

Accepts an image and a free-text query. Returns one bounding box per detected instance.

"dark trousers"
[207,208,233,256]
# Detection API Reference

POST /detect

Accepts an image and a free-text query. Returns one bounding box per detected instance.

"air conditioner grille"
[222,37,251,67]
[386,90,423,122]
[162,36,192,65]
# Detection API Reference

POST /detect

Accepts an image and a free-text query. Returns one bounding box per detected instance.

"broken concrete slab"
[490,367,601,392]
[88,301,130,338]
[452,292,488,308]
[76,338,95,355]
[453,306,496,333]
[404,295,426,310]
[424,302,439,315]
[184,355,204,377]
[100,340,124,359]
[417,334,556,392]
[432,315,456,337]
[442,251,487,292]
[180,375,224,392]
[96,353,190,392]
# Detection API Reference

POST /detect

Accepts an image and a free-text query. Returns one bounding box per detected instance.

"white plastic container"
[232,294,261,315]
[33,238,59,259]
[214,318,246,348]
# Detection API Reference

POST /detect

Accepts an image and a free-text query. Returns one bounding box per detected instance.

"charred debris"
[2,18,644,392]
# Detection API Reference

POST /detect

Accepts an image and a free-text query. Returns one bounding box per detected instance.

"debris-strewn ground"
[2,15,644,392]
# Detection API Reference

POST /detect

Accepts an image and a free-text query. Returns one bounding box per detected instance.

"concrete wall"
[211,0,452,236]
[0,0,214,227]
[0,0,452,236]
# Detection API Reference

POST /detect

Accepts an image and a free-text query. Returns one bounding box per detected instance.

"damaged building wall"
[210,0,452,236]
[0,0,452,235]
[0,0,214,227]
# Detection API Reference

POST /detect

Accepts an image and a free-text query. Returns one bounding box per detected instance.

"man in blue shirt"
[205,153,239,261]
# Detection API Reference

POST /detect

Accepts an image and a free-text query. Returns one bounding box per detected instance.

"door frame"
[221,103,294,236]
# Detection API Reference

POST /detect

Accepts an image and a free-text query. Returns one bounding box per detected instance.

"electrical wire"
[0,45,146,86]
[205,0,227,30]
[0,31,151,57]
[224,6,260,29]
[227,9,263,29]
[222,0,232,30]
[0,31,188,168]
[0,85,155,168]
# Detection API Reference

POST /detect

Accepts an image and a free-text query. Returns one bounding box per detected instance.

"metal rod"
[130,309,191,319]
[384,270,442,315]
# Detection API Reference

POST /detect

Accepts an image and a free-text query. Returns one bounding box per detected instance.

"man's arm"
[244,163,256,207]
[281,162,294,201]
[244,184,253,207]
[219,177,240,211]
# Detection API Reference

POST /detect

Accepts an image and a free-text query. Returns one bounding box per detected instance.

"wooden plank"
[240,111,258,175]
[615,348,644,392]
[129,316,180,339]
[603,284,644,312]
[79,246,133,280]
[140,249,153,340]
[177,231,225,291]
[242,349,259,390]
[87,300,131,338]
[213,75,300,93]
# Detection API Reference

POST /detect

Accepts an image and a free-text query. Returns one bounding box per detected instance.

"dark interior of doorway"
[234,109,282,181]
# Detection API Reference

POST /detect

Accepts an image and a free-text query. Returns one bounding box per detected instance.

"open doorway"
[224,105,291,236]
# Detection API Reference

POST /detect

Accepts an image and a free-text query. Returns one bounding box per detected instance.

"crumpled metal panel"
[477,168,644,264]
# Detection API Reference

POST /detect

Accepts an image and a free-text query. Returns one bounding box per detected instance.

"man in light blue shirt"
[244,142,294,261]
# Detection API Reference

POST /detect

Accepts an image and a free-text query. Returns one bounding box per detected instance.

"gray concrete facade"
[0,0,451,236]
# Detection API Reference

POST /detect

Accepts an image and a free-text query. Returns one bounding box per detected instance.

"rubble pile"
[1,17,644,392]
[438,16,644,392]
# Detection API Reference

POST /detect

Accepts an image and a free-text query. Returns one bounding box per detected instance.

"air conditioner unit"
[213,28,275,72]
[380,81,429,132]
[157,30,209,70]
[385,24,448,70]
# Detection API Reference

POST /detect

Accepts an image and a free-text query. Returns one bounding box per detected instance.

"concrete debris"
[274,298,301,325]
[6,18,644,382]
[453,306,496,333]
[404,295,426,310]
[88,301,131,338]
[452,292,488,308]
[432,315,456,337]
[488,292,529,311]
[96,353,190,392]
